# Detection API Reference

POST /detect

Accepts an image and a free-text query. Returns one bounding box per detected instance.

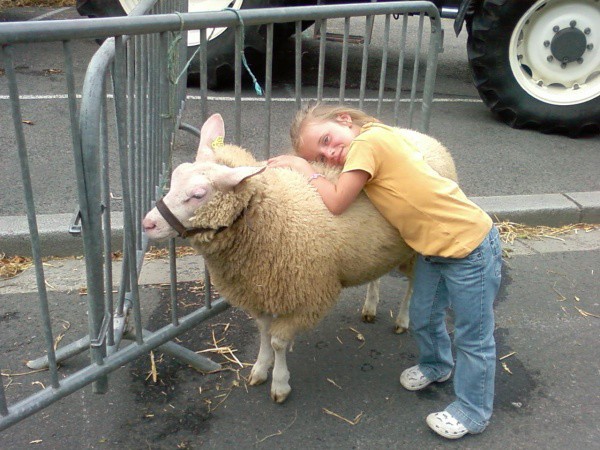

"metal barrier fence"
[0,1,442,431]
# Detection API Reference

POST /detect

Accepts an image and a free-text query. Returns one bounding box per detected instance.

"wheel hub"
[550,25,588,63]
[509,0,600,105]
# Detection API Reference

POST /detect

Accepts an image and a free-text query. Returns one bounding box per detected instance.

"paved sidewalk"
[2,191,600,257]
[2,226,600,295]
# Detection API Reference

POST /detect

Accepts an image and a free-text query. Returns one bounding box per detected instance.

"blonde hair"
[290,102,378,153]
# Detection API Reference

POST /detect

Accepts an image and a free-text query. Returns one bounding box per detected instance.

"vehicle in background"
[76,0,600,136]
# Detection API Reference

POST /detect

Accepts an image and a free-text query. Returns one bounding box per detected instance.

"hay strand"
[495,221,597,244]
[323,408,364,425]
[255,411,298,444]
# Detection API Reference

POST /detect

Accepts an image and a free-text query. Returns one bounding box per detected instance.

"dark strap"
[155,197,187,237]
[155,197,213,238]
[154,196,246,239]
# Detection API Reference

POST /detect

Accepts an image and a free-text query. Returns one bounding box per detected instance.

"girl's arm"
[267,155,369,215]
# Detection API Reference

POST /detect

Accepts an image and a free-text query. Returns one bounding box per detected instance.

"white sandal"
[426,411,469,439]
[399,365,451,391]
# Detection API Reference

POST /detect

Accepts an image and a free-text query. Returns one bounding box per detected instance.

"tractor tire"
[467,0,600,136]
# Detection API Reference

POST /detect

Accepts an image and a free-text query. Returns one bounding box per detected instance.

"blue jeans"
[409,226,502,433]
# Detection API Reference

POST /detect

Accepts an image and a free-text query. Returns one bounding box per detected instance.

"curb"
[471,191,600,227]
[1,191,599,257]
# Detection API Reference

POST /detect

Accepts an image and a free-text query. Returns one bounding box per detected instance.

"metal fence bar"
[377,14,392,116]
[338,17,350,103]
[0,375,8,416]
[113,35,145,347]
[159,31,170,176]
[234,24,243,145]
[169,240,179,326]
[78,42,110,395]
[359,15,374,110]
[294,21,302,109]
[0,3,441,45]
[1,45,60,390]
[408,13,425,128]
[263,22,274,159]
[394,14,409,126]
[421,11,444,132]
[100,88,116,349]
[199,28,208,121]
[317,19,327,102]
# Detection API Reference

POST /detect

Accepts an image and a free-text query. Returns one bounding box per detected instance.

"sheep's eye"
[184,190,206,202]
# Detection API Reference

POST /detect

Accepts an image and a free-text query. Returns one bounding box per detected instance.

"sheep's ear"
[196,113,224,162]
[212,165,266,190]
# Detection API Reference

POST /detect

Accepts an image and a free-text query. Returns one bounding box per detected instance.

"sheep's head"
[142,113,265,240]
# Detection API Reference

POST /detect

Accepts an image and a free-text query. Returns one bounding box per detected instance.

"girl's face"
[298,113,360,167]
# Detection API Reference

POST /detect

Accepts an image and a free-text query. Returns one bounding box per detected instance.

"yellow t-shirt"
[342,123,492,258]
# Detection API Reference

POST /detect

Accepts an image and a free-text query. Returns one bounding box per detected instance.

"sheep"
[142,113,457,403]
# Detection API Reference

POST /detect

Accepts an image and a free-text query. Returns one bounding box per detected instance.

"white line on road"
[0,94,483,103]
[29,7,73,21]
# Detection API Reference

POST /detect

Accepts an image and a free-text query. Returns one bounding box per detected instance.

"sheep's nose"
[142,218,156,232]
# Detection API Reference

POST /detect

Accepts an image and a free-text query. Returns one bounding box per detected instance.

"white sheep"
[142,113,457,403]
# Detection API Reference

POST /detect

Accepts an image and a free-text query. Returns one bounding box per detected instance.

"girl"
[267,103,503,440]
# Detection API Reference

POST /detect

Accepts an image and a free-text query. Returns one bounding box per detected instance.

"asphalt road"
[1,231,599,449]
[1,6,599,217]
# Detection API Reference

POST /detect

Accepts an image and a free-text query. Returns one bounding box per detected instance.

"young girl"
[267,103,502,440]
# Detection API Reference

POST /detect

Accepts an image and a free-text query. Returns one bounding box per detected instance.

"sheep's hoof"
[249,376,267,386]
[270,385,291,403]
[394,325,408,334]
[361,313,376,323]
[248,367,269,386]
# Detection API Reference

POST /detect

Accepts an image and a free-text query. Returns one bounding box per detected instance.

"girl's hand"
[267,155,315,177]
[269,154,369,216]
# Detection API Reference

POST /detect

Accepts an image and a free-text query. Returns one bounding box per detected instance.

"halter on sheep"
[143,113,457,403]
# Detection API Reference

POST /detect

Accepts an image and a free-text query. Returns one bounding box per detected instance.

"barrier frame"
[0,1,443,431]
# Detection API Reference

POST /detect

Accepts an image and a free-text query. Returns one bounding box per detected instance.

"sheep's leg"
[249,314,274,386]
[270,335,291,403]
[267,285,338,403]
[395,255,416,333]
[395,281,412,334]
[361,279,380,323]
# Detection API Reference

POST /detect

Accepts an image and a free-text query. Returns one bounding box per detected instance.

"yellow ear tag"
[211,136,224,149]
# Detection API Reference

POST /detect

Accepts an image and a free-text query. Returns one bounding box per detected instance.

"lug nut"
[584,28,591,35]
[544,40,550,47]
[574,84,580,90]
[587,43,594,50]
[577,58,584,64]
[537,80,543,86]
[547,55,554,62]
[561,62,567,69]
[553,25,560,33]
[570,20,577,28]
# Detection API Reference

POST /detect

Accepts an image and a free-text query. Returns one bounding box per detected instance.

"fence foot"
[140,329,221,372]
[26,336,90,370]
[26,324,222,374]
